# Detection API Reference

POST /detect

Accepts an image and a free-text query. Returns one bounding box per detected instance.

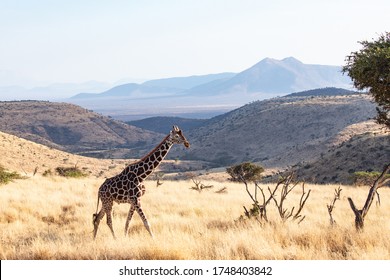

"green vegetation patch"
[55,166,87,178]
[0,166,23,185]
[353,171,390,186]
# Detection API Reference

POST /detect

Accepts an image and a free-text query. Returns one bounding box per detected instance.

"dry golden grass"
[1,175,389,260]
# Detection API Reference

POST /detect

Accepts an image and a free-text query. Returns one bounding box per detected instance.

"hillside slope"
[295,130,389,184]
[0,101,163,158]
[173,94,380,170]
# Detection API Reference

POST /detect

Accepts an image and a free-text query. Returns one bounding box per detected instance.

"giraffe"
[93,125,190,239]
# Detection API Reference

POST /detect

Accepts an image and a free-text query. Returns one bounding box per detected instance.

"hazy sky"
[0,0,389,87]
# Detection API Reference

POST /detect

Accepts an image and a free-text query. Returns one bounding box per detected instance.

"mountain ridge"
[68,57,352,119]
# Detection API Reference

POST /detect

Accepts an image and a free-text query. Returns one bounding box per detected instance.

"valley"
[0,87,388,185]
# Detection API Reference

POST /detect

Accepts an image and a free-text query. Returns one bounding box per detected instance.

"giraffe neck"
[126,135,173,181]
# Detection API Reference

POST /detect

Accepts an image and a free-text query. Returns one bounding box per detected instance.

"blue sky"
[0,0,389,88]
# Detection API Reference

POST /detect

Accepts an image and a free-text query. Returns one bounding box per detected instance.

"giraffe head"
[169,125,190,148]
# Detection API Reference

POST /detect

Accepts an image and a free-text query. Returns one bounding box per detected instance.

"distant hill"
[286,87,358,97]
[127,116,207,134]
[0,101,163,158]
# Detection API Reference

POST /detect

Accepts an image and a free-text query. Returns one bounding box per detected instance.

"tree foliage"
[343,32,390,128]
[226,162,264,183]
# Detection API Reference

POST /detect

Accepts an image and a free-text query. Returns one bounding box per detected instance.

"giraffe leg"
[135,203,154,238]
[93,209,105,240]
[124,204,136,236]
[105,202,116,239]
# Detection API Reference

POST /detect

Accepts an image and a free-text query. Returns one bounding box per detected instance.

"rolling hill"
[0,101,163,158]
[171,92,387,181]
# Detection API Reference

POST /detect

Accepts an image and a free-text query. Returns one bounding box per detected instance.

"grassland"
[1,175,389,260]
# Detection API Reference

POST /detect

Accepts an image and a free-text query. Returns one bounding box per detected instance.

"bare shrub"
[271,173,311,224]
[190,178,214,192]
[327,186,342,226]
[238,172,311,224]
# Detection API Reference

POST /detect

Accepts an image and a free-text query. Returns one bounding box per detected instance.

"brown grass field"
[1,174,389,260]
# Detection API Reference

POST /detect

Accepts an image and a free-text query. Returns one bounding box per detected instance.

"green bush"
[55,166,87,178]
[226,162,264,183]
[0,166,23,185]
[353,171,390,186]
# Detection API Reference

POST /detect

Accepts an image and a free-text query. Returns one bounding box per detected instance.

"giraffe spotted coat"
[93,126,190,239]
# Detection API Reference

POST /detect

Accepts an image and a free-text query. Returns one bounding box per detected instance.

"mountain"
[72,83,181,99]
[71,73,237,99]
[171,92,382,172]
[185,57,352,96]
[0,101,163,158]
[68,57,352,120]
[141,72,236,89]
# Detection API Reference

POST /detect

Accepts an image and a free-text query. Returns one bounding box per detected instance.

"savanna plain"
[1,174,389,260]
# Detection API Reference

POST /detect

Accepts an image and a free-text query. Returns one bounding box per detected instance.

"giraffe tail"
[92,192,100,225]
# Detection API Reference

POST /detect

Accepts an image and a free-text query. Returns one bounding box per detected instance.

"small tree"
[343,32,390,129]
[348,163,390,231]
[226,162,264,183]
[227,162,267,222]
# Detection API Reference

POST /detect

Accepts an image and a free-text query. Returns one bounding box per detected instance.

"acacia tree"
[343,32,390,129]
[226,162,264,183]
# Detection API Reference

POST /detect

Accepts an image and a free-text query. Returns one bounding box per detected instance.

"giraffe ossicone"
[93,125,190,239]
